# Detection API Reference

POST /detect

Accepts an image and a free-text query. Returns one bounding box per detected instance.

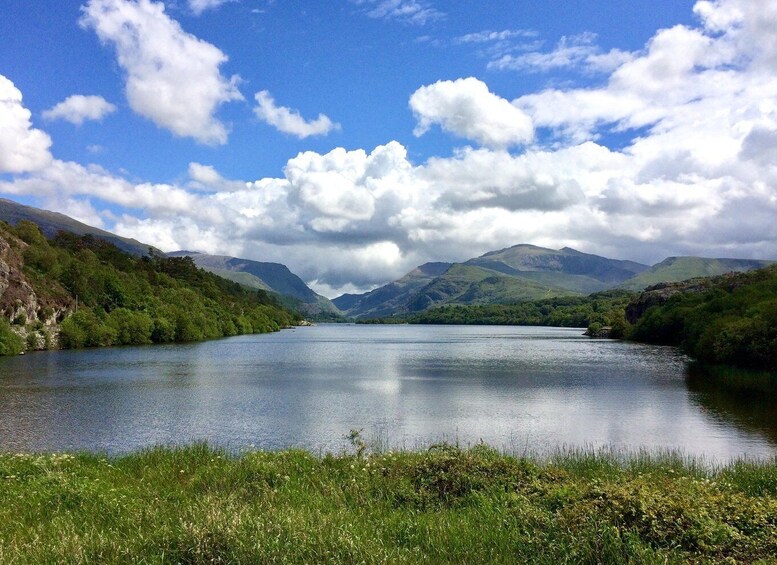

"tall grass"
[0,443,775,563]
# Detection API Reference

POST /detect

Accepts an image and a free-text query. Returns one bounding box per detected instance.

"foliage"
[0,318,23,356]
[630,266,777,371]
[1,221,297,353]
[0,444,774,563]
[365,290,637,329]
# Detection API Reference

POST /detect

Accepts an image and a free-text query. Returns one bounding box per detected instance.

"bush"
[106,308,153,345]
[59,309,117,349]
[0,319,23,356]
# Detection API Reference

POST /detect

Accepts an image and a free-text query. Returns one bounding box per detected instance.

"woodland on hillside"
[0,221,297,355]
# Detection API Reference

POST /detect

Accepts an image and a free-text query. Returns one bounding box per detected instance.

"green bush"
[59,309,117,349]
[0,319,23,356]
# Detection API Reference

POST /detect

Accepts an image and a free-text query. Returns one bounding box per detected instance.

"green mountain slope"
[467,244,648,286]
[407,264,578,312]
[168,252,339,318]
[620,257,775,290]
[0,198,162,257]
[333,262,451,319]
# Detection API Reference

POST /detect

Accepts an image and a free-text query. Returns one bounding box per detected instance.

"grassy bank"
[1,444,775,563]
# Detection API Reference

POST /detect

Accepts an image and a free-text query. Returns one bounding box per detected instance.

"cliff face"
[0,230,73,349]
[625,279,711,324]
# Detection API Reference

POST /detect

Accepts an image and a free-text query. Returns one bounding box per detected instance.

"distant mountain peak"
[480,243,548,258]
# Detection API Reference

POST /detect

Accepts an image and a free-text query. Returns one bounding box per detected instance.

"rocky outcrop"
[0,230,73,350]
[625,279,711,324]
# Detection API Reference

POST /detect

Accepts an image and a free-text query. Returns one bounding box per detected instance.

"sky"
[1,0,777,297]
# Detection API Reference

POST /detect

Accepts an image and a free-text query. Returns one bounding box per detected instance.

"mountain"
[337,245,650,319]
[333,262,451,318]
[405,263,578,312]
[465,244,648,291]
[619,256,775,290]
[168,252,339,318]
[0,198,162,257]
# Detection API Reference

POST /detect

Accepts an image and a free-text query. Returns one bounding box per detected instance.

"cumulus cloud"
[254,91,340,139]
[0,75,52,174]
[188,0,236,15]
[4,0,777,296]
[80,0,243,144]
[410,77,534,148]
[42,94,117,125]
[351,0,443,25]
[188,162,246,192]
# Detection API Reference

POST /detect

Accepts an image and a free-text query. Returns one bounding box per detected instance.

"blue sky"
[1,0,776,296]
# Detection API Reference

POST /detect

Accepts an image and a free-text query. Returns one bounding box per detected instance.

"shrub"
[0,319,23,356]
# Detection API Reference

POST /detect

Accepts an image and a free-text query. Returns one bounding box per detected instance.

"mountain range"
[0,198,773,320]
[335,245,774,319]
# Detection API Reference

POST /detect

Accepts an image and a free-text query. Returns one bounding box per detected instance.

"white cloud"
[80,0,243,145]
[351,0,443,25]
[0,75,52,174]
[410,77,534,148]
[188,0,236,16]
[456,29,537,44]
[42,95,117,125]
[188,162,246,192]
[254,91,340,139]
[4,0,777,296]
[489,32,633,74]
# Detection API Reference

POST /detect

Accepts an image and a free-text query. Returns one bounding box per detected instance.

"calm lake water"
[0,324,774,460]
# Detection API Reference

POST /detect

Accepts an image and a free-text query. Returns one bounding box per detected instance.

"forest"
[364,290,635,338]
[0,221,297,354]
[629,266,777,372]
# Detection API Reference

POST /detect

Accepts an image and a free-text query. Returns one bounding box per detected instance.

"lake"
[0,324,774,460]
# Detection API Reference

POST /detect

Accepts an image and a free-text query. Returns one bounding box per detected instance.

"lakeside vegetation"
[629,266,777,373]
[0,221,297,354]
[402,290,634,335]
[0,443,774,563]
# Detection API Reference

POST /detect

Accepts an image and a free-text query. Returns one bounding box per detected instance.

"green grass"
[0,443,775,563]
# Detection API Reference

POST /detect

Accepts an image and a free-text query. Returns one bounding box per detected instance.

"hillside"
[620,256,774,290]
[333,262,451,318]
[0,199,335,320]
[468,244,648,286]
[0,220,297,355]
[627,265,777,373]
[406,263,578,312]
[0,198,162,257]
[168,252,339,318]
[337,245,648,319]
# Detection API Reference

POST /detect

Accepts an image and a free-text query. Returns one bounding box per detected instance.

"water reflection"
[686,365,777,445]
[0,325,774,459]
